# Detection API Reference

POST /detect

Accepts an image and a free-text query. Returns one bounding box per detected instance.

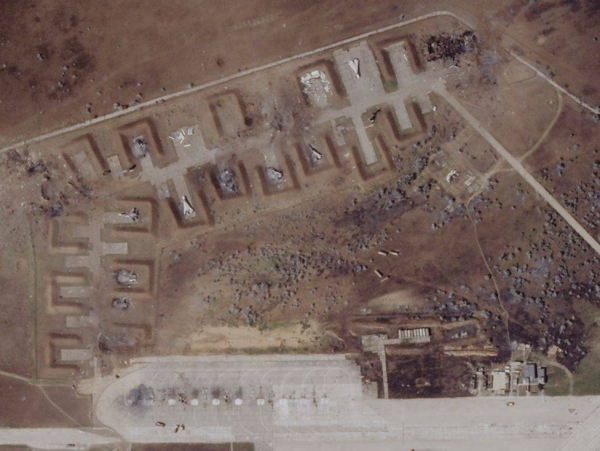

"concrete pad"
[106,155,124,179]
[351,113,378,165]
[93,355,369,448]
[73,225,91,237]
[66,314,99,329]
[171,174,192,201]
[71,151,98,181]
[100,241,128,255]
[274,442,398,451]
[61,348,93,361]
[59,285,91,298]
[139,153,155,173]
[85,354,600,451]
[416,91,433,112]
[262,144,280,169]
[331,120,346,146]
[65,255,91,268]
[170,125,207,160]
[392,99,413,130]
[386,41,417,86]
[334,42,385,106]
[103,212,135,224]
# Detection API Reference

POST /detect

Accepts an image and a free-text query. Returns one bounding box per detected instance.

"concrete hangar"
[82,354,600,451]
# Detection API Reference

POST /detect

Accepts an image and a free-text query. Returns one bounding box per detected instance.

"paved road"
[2,355,600,450]
[0,10,472,154]
[438,88,600,256]
[559,405,600,451]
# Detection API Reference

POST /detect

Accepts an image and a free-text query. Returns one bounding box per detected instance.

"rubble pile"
[131,136,148,158]
[116,269,138,286]
[216,166,241,195]
[422,31,477,63]
[112,297,131,310]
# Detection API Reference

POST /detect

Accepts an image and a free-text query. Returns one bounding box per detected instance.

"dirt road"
[438,87,600,256]
[510,52,600,116]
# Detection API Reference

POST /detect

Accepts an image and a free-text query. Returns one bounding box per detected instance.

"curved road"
[520,89,564,162]
[510,52,600,116]
[438,87,600,256]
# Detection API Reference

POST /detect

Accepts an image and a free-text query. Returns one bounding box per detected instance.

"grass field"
[570,301,600,396]
[544,365,571,396]
[573,339,600,396]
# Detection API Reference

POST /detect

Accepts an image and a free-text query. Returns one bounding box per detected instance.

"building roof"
[539,367,547,380]
[523,363,537,380]
[491,371,507,392]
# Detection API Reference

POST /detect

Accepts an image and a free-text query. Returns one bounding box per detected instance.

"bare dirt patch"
[1,1,599,412]
[160,322,323,354]
[0,376,91,427]
[366,289,433,313]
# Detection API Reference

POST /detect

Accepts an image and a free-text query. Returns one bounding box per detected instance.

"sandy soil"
[0,160,37,377]
[158,322,323,354]
[366,289,431,313]
[459,66,559,156]
[0,0,412,147]
[0,376,91,427]
[1,0,599,148]
[0,1,598,425]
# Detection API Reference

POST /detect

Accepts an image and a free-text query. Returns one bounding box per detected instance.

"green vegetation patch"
[573,340,600,395]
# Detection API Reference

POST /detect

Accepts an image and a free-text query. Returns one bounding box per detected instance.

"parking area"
[94,355,373,448]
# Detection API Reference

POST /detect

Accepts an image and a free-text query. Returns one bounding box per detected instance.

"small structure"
[523,363,546,385]
[491,370,509,394]
[361,334,389,352]
[523,363,537,381]
[398,328,431,344]
[539,367,547,384]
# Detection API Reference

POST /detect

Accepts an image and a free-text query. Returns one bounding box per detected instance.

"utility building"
[398,327,431,343]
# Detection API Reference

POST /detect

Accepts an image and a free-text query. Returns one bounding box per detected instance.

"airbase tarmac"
[3,355,599,451]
